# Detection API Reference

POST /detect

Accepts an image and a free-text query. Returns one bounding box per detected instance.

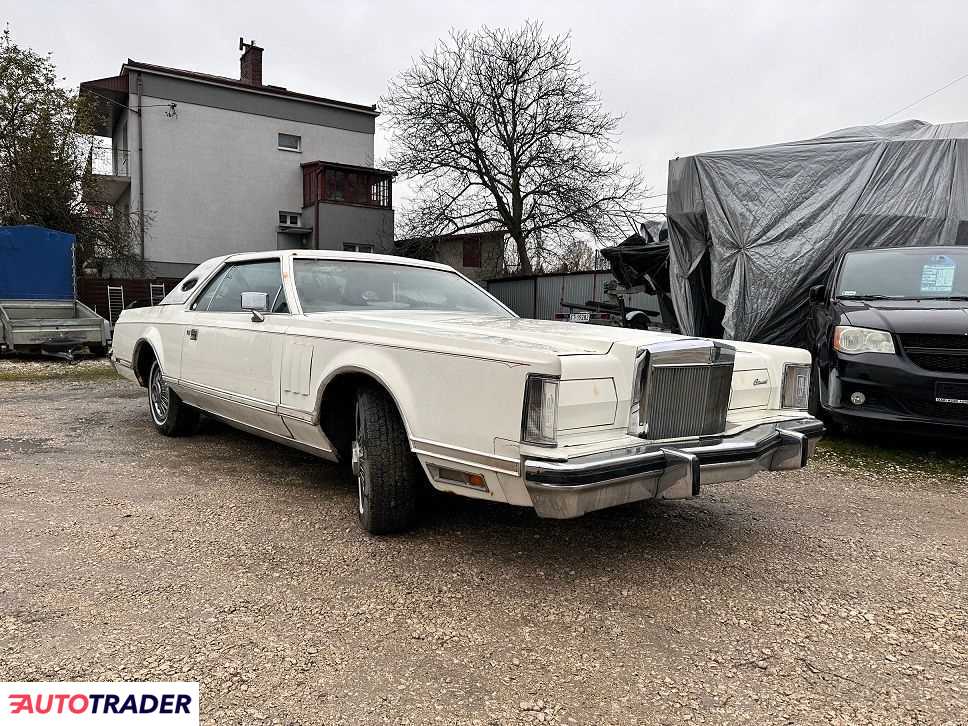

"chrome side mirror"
[241,291,269,322]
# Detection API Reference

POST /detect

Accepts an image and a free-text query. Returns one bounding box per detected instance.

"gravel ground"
[1,360,966,725]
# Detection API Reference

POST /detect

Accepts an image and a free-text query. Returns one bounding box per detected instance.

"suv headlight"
[521,374,558,446]
[833,326,896,355]
[781,364,811,409]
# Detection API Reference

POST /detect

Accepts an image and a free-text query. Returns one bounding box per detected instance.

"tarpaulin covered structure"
[666,120,968,347]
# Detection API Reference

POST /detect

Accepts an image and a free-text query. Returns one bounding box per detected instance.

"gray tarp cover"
[666,120,968,347]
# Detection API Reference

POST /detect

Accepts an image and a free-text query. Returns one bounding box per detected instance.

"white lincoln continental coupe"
[112,250,823,534]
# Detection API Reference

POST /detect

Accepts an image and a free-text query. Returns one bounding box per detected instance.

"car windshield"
[836,248,968,299]
[293,259,513,315]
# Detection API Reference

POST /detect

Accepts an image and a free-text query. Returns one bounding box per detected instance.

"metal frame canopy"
[666,120,968,346]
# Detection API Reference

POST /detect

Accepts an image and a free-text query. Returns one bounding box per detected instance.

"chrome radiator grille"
[632,340,736,440]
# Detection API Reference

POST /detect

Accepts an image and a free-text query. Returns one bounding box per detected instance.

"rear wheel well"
[133,341,157,387]
[319,372,405,463]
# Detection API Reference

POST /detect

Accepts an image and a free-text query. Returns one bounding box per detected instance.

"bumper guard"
[524,418,824,518]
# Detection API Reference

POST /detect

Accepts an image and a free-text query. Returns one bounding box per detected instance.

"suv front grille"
[636,341,735,440]
[899,333,968,373]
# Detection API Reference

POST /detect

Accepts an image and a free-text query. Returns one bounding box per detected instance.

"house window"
[323,169,391,208]
[278,133,301,152]
[343,243,374,253]
[279,211,301,227]
[462,239,482,268]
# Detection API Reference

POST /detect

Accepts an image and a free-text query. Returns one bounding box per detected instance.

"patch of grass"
[815,431,968,479]
[0,364,121,383]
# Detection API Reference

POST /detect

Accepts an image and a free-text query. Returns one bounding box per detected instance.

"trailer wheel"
[89,344,107,357]
[148,360,198,436]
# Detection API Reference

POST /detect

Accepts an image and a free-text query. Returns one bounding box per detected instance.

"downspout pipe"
[136,72,145,261]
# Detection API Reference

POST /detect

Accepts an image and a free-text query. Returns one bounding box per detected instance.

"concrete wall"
[308,203,395,254]
[125,88,377,276]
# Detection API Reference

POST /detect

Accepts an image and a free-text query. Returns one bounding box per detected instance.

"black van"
[807,246,968,433]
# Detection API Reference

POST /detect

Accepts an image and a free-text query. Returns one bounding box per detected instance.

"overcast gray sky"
[8,0,968,221]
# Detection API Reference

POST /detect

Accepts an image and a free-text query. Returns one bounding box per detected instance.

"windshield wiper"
[916,295,968,301]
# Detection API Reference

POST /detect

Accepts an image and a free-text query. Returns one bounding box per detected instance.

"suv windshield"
[836,248,968,299]
[293,259,513,315]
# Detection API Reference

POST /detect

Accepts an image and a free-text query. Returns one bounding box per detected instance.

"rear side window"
[191,260,288,313]
[159,257,224,305]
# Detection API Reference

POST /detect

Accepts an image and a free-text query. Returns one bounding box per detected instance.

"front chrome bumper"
[524,418,824,518]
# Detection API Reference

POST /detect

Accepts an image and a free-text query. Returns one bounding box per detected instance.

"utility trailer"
[0,225,111,357]
[0,299,111,356]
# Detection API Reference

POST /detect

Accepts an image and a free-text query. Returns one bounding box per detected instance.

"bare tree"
[382,21,645,274]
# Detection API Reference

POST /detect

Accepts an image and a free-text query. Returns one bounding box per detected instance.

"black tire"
[148,360,198,437]
[353,385,421,534]
[88,344,107,357]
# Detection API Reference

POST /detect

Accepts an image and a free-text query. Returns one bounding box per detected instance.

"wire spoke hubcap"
[149,364,170,423]
[354,408,368,515]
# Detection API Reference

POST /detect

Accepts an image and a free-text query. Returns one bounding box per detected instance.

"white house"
[81,40,394,278]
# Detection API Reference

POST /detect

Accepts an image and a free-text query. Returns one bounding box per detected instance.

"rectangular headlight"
[781,364,811,409]
[521,375,558,446]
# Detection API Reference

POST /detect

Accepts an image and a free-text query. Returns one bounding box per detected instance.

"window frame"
[462,239,482,268]
[278,211,302,227]
[277,132,302,153]
[290,258,516,317]
[188,258,290,315]
[343,243,374,254]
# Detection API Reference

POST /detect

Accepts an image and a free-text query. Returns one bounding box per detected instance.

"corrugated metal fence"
[485,271,658,320]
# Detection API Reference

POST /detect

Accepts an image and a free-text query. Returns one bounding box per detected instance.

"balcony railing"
[86,142,130,178]
[83,142,132,205]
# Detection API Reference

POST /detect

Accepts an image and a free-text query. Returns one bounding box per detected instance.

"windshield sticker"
[842,290,857,296]
[921,255,957,294]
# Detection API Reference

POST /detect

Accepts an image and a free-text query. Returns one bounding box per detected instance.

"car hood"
[300,311,684,356]
[294,311,781,372]
[840,299,968,335]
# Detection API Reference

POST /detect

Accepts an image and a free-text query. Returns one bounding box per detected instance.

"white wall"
[127,93,375,272]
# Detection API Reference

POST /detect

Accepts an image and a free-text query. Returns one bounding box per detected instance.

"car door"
[179,258,292,437]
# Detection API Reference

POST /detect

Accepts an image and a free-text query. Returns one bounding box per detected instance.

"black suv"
[807,246,968,433]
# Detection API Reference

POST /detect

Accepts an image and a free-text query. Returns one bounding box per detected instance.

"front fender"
[313,347,417,438]
[308,342,530,455]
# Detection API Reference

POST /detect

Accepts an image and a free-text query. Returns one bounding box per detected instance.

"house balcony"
[301,161,396,252]
[83,144,131,205]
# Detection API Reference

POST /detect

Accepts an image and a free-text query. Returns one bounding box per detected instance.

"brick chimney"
[239,38,263,86]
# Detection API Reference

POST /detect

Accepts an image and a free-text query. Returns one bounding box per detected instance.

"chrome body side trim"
[410,437,521,476]
[277,405,314,423]
[167,377,292,439]
[524,418,823,519]
[202,410,338,462]
[168,377,277,413]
